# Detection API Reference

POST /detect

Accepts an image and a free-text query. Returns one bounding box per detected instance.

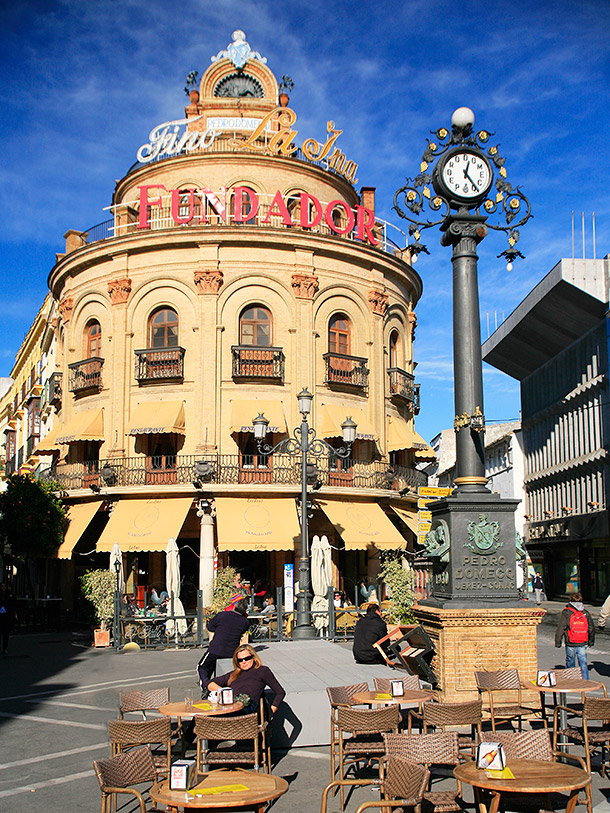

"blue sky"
[1,0,609,443]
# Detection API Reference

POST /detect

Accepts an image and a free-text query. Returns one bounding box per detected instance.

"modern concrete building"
[1,32,434,611]
[483,257,610,601]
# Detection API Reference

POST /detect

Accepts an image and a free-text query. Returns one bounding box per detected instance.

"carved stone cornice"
[368,289,388,315]
[108,277,132,305]
[291,273,319,299]
[413,605,545,629]
[194,269,224,294]
[58,296,74,323]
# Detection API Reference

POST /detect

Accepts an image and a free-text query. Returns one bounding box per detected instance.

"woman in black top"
[207,644,285,714]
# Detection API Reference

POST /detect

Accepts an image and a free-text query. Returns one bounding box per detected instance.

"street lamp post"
[253,388,356,638]
[113,559,121,651]
[393,107,531,607]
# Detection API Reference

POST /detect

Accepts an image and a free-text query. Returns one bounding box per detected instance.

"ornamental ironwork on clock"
[214,73,264,98]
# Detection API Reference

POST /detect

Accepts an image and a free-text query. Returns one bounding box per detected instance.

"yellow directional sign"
[418,498,435,509]
[418,521,432,534]
[418,534,428,546]
[418,510,432,521]
[418,486,453,497]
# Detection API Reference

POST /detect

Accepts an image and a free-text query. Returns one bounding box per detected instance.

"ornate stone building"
[2,32,433,609]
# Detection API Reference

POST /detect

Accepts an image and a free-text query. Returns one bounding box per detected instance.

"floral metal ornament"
[393,116,532,268]
[466,513,502,554]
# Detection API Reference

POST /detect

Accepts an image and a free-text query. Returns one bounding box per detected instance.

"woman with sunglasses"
[206,644,285,715]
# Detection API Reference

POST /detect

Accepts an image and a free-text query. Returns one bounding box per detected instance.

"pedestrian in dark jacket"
[532,573,544,605]
[353,604,387,664]
[554,592,595,678]
[0,583,17,654]
[197,598,250,689]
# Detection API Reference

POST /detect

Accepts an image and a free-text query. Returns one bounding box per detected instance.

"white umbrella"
[311,534,332,633]
[165,537,187,637]
[109,542,124,593]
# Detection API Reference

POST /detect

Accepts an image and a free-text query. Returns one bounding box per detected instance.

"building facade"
[483,257,610,601]
[1,33,434,610]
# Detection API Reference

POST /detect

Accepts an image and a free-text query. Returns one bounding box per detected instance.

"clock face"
[440,150,492,201]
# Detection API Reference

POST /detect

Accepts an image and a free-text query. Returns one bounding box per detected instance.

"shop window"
[146,436,177,485]
[238,432,272,484]
[149,308,179,349]
[240,306,272,347]
[85,320,102,358]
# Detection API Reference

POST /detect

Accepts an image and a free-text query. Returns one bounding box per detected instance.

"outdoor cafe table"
[351,689,434,711]
[159,700,244,757]
[520,676,606,735]
[150,768,289,813]
[454,758,590,813]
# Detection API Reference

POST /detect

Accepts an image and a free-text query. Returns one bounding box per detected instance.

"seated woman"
[206,644,285,715]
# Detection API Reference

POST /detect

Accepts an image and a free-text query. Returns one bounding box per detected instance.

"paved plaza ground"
[1,607,610,813]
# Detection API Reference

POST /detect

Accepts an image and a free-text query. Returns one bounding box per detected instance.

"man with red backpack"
[555,592,595,678]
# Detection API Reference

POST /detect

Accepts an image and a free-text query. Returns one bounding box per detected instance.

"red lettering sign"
[233,186,259,223]
[138,184,167,229]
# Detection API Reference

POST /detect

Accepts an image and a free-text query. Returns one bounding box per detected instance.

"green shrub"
[211,566,239,613]
[80,569,115,630]
[379,552,416,624]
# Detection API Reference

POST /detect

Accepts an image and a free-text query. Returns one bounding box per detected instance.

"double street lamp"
[252,388,357,639]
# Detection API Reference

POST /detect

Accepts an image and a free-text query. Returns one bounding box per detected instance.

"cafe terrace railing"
[51,453,428,492]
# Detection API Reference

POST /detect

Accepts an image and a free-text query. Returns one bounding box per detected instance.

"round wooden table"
[352,689,434,707]
[522,676,606,735]
[159,700,243,757]
[454,758,590,813]
[150,768,289,812]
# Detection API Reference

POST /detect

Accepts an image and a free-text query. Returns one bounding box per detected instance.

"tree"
[211,566,238,613]
[0,474,67,559]
[80,569,115,630]
[379,551,416,624]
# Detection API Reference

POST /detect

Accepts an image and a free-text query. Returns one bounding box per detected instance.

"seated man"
[352,603,388,664]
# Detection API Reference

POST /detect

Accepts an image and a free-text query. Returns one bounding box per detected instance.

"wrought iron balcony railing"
[51,454,427,492]
[388,367,416,405]
[68,358,103,393]
[135,347,185,382]
[323,352,369,389]
[231,346,285,381]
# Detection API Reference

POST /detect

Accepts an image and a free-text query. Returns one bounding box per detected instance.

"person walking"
[555,592,595,678]
[352,603,387,664]
[532,573,545,605]
[598,593,610,630]
[196,598,250,690]
[0,583,17,654]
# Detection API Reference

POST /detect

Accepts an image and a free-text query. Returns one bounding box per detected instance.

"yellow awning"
[128,401,186,435]
[319,405,378,442]
[56,409,104,444]
[215,497,300,551]
[35,424,65,454]
[387,417,436,459]
[389,504,419,535]
[96,497,193,553]
[230,400,287,434]
[318,500,408,550]
[57,501,103,559]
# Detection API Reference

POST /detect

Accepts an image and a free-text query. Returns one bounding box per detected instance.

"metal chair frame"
[475,668,546,731]
[93,745,156,813]
[326,682,368,786]
[108,717,172,777]
[194,712,265,773]
[554,696,610,780]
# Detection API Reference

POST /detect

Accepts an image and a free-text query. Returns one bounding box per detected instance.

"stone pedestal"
[413,605,546,702]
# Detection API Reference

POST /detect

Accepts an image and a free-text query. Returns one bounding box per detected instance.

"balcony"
[231,346,285,381]
[68,358,103,393]
[41,372,63,413]
[388,367,416,404]
[135,347,185,383]
[51,454,428,492]
[324,353,369,389]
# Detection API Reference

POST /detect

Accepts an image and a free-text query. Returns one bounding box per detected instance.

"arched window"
[389,330,400,368]
[149,308,179,348]
[328,314,350,355]
[240,305,272,347]
[85,320,102,358]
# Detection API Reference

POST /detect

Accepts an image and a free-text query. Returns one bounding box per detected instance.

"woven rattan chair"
[554,695,610,777]
[327,682,368,784]
[408,699,482,757]
[194,712,265,773]
[482,729,591,813]
[373,675,421,692]
[108,718,172,777]
[321,755,430,813]
[337,705,401,809]
[475,669,546,731]
[93,745,156,813]
[383,731,461,813]
[118,688,170,719]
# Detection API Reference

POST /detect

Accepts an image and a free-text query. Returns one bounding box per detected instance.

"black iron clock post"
[394,107,531,607]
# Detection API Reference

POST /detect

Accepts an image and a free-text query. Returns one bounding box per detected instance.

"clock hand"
[464,166,478,191]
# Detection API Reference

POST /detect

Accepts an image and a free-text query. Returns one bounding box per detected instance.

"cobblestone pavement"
[0,619,609,812]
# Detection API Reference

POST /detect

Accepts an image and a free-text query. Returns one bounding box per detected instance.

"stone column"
[197,508,215,605]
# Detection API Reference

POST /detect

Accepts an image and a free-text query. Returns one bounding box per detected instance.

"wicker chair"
[383,731,461,813]
[321,755,430,813]
[194,712,266,773]
[373,675,421,692]
[108,718,172,777]
[475,669,546,731]
[337,705,401,809]
[327,682,368,784]
[551,666,607,719]
[408,700,482,757]
[93,745,156,813]
[554,695,610,777]
[118,688,170,719]
[482,729,592,813]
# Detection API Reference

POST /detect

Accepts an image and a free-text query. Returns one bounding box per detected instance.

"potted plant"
[379,552,416,624]
[278,75,294,107]
[80,569,115,647]
[184,70,200,104]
